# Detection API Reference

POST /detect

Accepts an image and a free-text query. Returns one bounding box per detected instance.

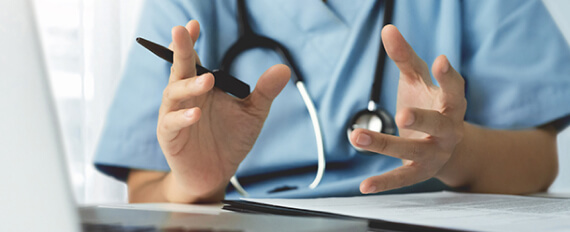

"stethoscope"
[224,0,395,196]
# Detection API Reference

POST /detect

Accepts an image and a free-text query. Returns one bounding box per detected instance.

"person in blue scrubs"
[95,0,570,203]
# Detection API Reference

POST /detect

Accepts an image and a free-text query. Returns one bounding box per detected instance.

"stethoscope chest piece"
[347,103,396,152]
[228,0,396,196]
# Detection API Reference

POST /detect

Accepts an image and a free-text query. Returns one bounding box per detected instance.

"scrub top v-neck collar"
[266,0,372,67]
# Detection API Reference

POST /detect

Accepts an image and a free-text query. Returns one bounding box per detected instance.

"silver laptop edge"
[0,1,80,231]
[0,2,367,231]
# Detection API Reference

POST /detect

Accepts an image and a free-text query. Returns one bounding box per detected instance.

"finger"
[381,25,430,83]
[169,20,200,49]
[171,26,197,82]
[185,20,202,65]
[185,20,200,44]
[395,107,454,138]
[159,107,201,143]
[161,73,215,111]
[360,165,428,194]
[247,64,291,113]
[432,55,465,97]
[350,128,431,161]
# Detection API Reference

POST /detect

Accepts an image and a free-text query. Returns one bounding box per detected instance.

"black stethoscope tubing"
[370,0,394,104]
[223,0,395,196]
[221,0,306,84]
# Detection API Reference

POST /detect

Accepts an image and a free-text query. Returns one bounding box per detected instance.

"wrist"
[435,121,477,189]
[162,172,226,203]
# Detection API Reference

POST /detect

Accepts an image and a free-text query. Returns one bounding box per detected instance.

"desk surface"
[80,203,368,232]
[83,191,570,232]
[91,202,227,214]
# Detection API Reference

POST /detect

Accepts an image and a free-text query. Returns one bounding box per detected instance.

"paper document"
[245,191,570,232]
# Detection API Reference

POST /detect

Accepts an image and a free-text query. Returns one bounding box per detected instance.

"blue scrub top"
[94,0,570,199]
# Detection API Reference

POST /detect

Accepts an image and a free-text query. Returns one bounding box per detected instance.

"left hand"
[350,25,467,194]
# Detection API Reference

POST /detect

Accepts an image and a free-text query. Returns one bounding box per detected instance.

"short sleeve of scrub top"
[94,0,570,199]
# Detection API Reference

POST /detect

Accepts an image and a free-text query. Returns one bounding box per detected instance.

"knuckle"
[408,144,423,161]
[159,120,171,132]
[432,114,449,135]
[373,135,389,153]
[184,78,193,90]
[175,45,194,60]
[162,86,173,101]
[428,116,442,135]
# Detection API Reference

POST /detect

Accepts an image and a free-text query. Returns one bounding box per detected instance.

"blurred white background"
[32,0,570,205]
[33,0,143,204]
[543,0,570,193]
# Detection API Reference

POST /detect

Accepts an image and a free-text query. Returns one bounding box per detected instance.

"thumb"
[248,64,291,113]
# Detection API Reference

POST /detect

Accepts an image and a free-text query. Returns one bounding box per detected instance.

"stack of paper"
[245,191,570,231]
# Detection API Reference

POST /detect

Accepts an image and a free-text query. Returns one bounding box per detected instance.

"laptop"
[0,1,367,231]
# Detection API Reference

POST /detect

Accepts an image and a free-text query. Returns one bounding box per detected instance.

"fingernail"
[441,57,450,74]
[356,133,372,146]
[184,109,194,118]
[366,185,376,194]
[405,113,414,126]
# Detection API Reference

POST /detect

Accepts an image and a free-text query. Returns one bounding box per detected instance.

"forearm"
[127,170,226,203]
[437,122,558,194]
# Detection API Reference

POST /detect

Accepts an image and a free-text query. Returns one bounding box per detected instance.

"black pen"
[136,37,251,99]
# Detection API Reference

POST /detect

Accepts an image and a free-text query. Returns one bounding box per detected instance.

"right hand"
[157,20,290,202]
